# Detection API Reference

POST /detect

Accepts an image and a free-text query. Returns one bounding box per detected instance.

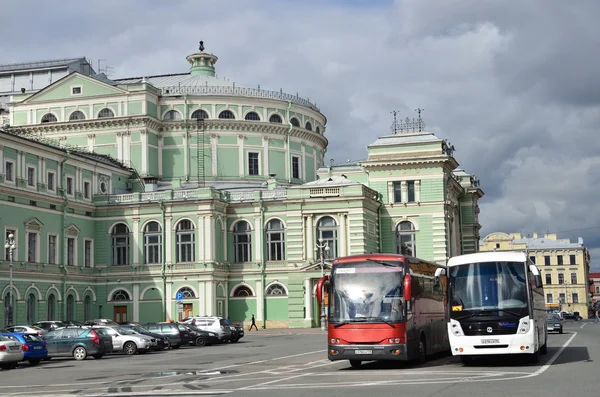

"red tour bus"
[316,253,449,368]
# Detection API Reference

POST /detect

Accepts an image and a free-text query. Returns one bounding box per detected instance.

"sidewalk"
[245,327,327,335]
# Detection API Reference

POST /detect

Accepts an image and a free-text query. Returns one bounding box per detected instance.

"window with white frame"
[111,223,130,266]
[572,293,579,304]
[232,285,253,297]
[292,156,300,179]
[27,166,35,186]
[41,113,57,123]
[317,216,338,259]
[84,181,90,199]
[596,286,600,294]
[266,283,287,296]
[546,294,553,303]
[84,239,93,267]
[144,221,162,264]
[233,221,252,263]
[558,273,565,285]
[67,237,75,266]
[47,171,55,191]
[66,176,74,195]
[245,111,261,121]
[191,109,209,120]
[545,273,552,285]
[5,161,14,182]
[570,273,578,284]
[559,293,566,304]
[176,287,196,298]
[266,219,285,261]
[164,110,182,120]
[69,111,86,121]
[71,86,82,95]
[393,182,401,203]
[48,234,57,264]
[407,181,416,202]
[248,152,259,175]
[175,220,195,263]
[27,231,38,262]
[396,221,416,257]
[98,108,114,118]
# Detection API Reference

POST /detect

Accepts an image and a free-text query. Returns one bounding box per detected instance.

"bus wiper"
[497,308,522,317]
[363,317,395,328]
[333,322,349,328]
[454,311,494,320]
[365,258,396,267]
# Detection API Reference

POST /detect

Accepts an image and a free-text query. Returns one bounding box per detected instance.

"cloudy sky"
[2,0,599,269]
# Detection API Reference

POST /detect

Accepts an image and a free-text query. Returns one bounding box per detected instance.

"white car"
[6,325,43,336]
[92,326,155,355]
[0,335,24,369]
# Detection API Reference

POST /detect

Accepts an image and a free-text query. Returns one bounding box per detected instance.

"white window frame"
[83,238,94,268]
[546,293,553,304]
[25,230,40,263]
[26,164,36,188]
[83,180,91,200]
[595,285,600,294]
[247,152,261,176]
[47,233,58,265]
[572,293,579,304]
[70,85,83,96]
[47,170,56,191]
[558,273,565,285]
[4,160,15,184]
[66,175,74,196]
[570,272,578,284]
[67,236,77,266]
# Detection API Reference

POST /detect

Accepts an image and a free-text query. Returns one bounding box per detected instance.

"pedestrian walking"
[249,314,258,331]
[226,316,231,326]
[595,309,600,323]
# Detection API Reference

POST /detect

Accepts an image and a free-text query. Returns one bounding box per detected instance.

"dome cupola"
[186,40,218,77]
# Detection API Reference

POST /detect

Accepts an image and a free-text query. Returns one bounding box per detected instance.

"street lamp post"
[316,238,330,331]
[4,233,16,327]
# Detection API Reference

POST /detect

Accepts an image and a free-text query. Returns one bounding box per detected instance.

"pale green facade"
[0,45,483,328]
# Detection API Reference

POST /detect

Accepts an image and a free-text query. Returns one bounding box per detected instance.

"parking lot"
[0,321,595,397]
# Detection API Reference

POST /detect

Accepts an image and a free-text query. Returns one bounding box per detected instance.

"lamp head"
[8,233,13,240]
[3,243,8,249]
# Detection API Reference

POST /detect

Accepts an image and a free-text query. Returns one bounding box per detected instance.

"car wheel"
[231,338,239,343]
[93,354,104,359]
[28,359,42,365]
[73,346,87,361]
[163,340,171,350]
[172,344,181,349]
[559,328,563,334]
[196,337,206,347]
[124,342,137,355]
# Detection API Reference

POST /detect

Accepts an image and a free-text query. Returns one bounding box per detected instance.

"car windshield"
[132,326,150,333]
[547,314,561,321]
[116,327,137,335]
[0,336,10,342]
[23,334,44,343]
[329,262,404,323]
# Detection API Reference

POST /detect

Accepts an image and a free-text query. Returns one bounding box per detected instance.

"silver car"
[93,326,155,355]
[0,335,24,369]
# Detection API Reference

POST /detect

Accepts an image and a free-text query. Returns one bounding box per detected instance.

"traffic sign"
[177,302,183,313]
[175,292,184,301]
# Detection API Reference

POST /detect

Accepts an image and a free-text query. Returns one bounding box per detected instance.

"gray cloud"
[2,0,598,268]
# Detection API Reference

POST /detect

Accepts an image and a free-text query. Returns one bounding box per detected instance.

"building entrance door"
[113,306,128,323]
[179,303,193,321]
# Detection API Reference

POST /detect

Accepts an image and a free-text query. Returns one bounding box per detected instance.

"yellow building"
[480,232,591,316]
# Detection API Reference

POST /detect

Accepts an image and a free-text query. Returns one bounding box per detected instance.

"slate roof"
[115,72,236,88]
[0,57,87,73]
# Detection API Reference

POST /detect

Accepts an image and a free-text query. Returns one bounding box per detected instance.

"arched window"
[316,126,321,134]
[111,223,130,266]
[233,285,253,297]
[47,294,55,321]
[177,287,196,299]
[112,289,131,301]
[305,121,313,131]
[290,117,300,127]
[397,221,416,256]
[176,220,195,263]
[84,296,91,321]
[218,110,235,120]
[41,113,57,123]
[245,111,261,121]
[66,295,74,322]
[233,221,252,263]
[98,108,115,118]
[266,219,285,261]
[191,109,209,120]
[317,216,338,259]
[266,283,287,296]
[144,222,162,264]
[69,111,86,121]
[164,110,182,120]
[269,114,282,123]
[27,293,36,324]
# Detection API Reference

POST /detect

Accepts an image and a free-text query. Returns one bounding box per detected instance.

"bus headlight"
[517,316,530,334]
[449,319,464,336]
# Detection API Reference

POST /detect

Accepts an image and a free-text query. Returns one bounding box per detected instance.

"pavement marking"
[580,322,588,328]
[530,331,577,377]
[237,373,311,390]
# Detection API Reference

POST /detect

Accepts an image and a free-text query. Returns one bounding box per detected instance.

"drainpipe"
[259,200,266,329]
[286,101,292,184]
[60,150,71,319]
[184,94,190,182]
[159,200,167,321]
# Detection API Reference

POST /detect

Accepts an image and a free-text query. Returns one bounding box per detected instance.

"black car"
[563,312,583,321]
[229,324,244,343]
[143,322,192,349]
[120,324,170,350]
[181,324,220,347]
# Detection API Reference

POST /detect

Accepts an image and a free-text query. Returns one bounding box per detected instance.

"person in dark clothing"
[249,314,258,331]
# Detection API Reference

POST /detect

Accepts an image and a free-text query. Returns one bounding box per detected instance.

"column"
[198,282,206,316]
[205,215,214,262]
[263,136,269,175]
[211,134,218,176]
[37,157,43,185]
[87,134,95,153]
[415,180,421,203]
[401,181,407,203]
[301,143,306,181]
[116,132,124,162]
[223,218,228,263]
[61,107,65,121]
[182,132,188,179]
[306,215,314,262]
[197,215,205,262]
[224,281,229,318]
[165,215,172,265]
[166,282,173,320]
[254,215,262,263]
[339,213,347,257]
[124,132,131,166]
[238,134,245,177]
[206,280,214,316]
[256,278,263,322]
[132,218,140,265]
[158,135,163,178]
[140,130,148,175]
[133,283,140,322]
[304,278,313,321]
[89,104,93,119]
[0,145,4,175]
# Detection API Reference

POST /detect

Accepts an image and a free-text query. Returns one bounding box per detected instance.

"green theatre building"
[0,44,483,328]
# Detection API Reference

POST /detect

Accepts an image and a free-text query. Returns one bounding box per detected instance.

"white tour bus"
[434,251,547,364]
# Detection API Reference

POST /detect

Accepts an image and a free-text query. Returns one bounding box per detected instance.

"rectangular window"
[292,156,300,179]
[571,273,577,284]
[544,256,550,266]
[559,293,566,304]
[545,273,552,285]
[248,152,259,175]
[72,86,82,95]
[529,256,536,264]
[66,177,73,195]
[84,181,90,199]
[572,293,579,304]
[407,181,415,202]
[596,286,600,294]
[5,161,14,182]
[48,235,57,264]
[558,273,565,285]
[67,237,75,266]
[570,254,576,265]
[557,255,563,265]
[393,182,402,203]
[47,172,55,190]
[546,294,553,304]
[84,240,92,267]
[27,232,37,262]
[27,167,35,186]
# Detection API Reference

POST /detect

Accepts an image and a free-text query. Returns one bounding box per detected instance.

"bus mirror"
[316,276,329,303]
[534,274,543,288]
[529,264,540,276]
[403,273,412,302]
[434,268,446,286]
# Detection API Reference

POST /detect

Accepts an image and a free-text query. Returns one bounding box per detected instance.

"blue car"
[0,333,48,365]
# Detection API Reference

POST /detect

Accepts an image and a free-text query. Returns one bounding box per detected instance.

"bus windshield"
[448,261,528,314]
[329,263,404,323]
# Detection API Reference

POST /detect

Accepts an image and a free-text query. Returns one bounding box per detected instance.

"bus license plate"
[480,339,500,344]
[355,350,372,355]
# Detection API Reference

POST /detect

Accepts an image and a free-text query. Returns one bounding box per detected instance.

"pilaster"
[306,215,314,262]
[238,134,245,177]
[304,278,313,320]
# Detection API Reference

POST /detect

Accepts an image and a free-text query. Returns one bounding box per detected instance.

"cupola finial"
[199,40,205,52]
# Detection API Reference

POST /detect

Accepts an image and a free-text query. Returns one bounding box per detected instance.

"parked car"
[61,320,83,326]
[5,325,44,336]
[180,324,219,347]
[563,312,583,321]
[92,325,155,355]
[120,324,170,351]
[546,313,563,334]
[31,321,66,335]
[83,319,118,326]
[229,324,244,343]
[143,322,192,349]
[182,316,232,342]
[0,335,24,369]
[44,327,113,360]
[0,332,48,365]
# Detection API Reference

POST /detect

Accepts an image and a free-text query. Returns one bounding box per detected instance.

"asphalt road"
[0,320,596,397]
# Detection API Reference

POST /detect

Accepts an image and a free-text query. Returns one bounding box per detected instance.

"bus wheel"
[349,360,362,369]
[417,337,427,364]
[460,355,474,366]
[540,332,548,355]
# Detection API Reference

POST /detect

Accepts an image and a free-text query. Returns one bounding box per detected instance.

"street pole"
[316,238,330,331]
[4,233,15,327]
